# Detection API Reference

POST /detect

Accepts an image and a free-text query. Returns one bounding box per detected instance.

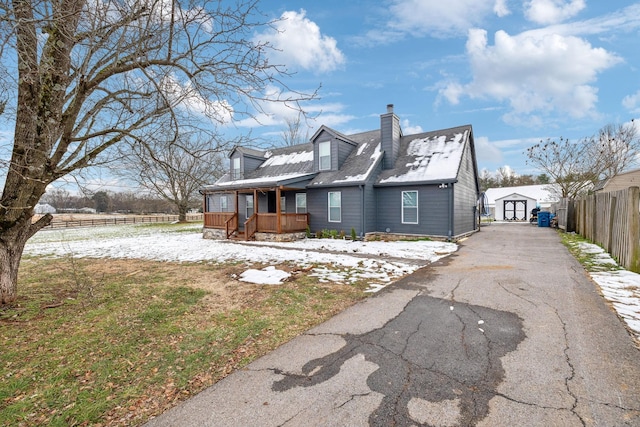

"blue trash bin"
[537,211,550,227]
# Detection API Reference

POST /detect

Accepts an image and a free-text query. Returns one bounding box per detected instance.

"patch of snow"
[379,131,467,184]
[24,224,457,292]
[571,241,640,342]
[259,150,313,167]
[239,266,289,285]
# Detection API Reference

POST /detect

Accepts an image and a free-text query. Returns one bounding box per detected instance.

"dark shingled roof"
[376,125,472,186]
[309,130,382,187]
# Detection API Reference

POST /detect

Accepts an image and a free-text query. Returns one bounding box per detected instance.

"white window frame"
[296,193,307,214]
[328,191,341,223]
[220,195,228,212]
[232,157,240,180]
[280,196,286,213]
[246,195,254,218]
[319,141,331,171]
[402,191,419,224]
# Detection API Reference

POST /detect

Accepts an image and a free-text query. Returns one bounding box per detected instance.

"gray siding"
[206,193,236,212]
[375,185,451,237]
[307,186,363,235]
[380,112,400,169]
[244,156,264,173]
[452,142,479,236]
[336,139,355,169]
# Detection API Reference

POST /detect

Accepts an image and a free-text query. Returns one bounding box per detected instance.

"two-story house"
[201,104,480,241]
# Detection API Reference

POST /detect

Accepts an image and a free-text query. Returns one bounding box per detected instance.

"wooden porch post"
[276,187,282,234]
[254,189,258,214]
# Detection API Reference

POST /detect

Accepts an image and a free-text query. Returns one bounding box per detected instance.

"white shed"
[494,193,537,221]
[485,184,560,221]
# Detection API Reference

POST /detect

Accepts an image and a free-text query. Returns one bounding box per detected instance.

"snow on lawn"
[572,241,640,342]
[24,224,457,291]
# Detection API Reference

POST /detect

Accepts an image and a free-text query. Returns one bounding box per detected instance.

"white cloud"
[440,28,621,126]
[623,90,640,113]
[401,119,423,135]
[475,136,504,165]
[386,0,496,38]
[254,10,345,74]
[493,0,511,17]
[524,0,586,25]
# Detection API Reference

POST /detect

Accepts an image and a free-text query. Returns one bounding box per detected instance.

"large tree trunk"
[0,214,52,304]
[178,204,188,223]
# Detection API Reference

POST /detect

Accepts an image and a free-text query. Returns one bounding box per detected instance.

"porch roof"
[201,172,317,192]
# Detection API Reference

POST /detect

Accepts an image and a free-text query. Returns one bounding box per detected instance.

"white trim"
[319,141,331,171]
[246,194,254,218]
[296,193,307,214]
[401,191,419,224]
[328,191,341,223]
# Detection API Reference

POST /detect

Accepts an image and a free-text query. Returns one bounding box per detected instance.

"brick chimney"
[380,104,401,170]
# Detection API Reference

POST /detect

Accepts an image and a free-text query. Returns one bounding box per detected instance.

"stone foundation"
[254,232,306,242]
[202,228,306,242]
[203,228,227,240]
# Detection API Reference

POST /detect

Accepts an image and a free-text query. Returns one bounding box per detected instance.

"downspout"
[359,185,365,238]
[448,183,454,241]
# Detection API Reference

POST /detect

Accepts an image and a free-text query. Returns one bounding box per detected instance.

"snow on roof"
[378,129,468,184]
[484,184,560,205]
[260,149,313,167]
[209,172,314,188]
[331,143,382,184]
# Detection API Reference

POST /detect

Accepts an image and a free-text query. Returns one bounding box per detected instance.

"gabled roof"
[229,146,266,159]
[309,130,383,187]
[376,125,472,186]
[203,143,315,191]
[485,184,561,205]
[310,125,358,146]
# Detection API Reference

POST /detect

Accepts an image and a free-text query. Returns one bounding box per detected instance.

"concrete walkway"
[145,223,640,426]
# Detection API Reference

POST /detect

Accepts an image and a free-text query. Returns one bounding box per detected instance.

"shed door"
[503,200,527,221]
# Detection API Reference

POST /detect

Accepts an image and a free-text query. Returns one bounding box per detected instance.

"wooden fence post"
[628,187,640,273]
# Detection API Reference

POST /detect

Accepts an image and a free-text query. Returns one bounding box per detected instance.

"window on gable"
[296,193,307,214]
[232,157,240,180]
[319,141,331,171]
[328,191,341,222]
[402,191,418,224]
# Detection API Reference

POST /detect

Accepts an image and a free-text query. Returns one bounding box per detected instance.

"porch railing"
[204,212,309,236]
[245,214,257,240]
[204,212,235,228]
[225,214,238,239]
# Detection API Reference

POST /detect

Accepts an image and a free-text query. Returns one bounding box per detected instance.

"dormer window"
[319,141,330,171]
[232,157,240,180]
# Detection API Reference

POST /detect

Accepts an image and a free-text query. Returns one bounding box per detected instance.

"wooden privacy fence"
[574,186,640,273]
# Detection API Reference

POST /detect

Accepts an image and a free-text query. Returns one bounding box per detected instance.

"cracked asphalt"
[144,223,640,426]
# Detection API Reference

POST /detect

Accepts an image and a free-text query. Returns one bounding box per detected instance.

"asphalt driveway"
[145,223,640,426]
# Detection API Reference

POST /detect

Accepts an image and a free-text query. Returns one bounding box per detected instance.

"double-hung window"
[280,196,286,213]
[232,157,240,180]
[296,193,307,214]
[319,141,331,171]
[246,195,254,218]
[402,191,418,224]
[328,191,341,223]
[220,195,228,212]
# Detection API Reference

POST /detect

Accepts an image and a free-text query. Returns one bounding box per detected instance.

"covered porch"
[202,186,309,241]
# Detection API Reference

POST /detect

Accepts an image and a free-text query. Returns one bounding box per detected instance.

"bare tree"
[0,0,316,304]
[280,111,310,146]
[118,129,226,221]
[526,121,639,199]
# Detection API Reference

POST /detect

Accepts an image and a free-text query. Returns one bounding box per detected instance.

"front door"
[503,200,527,221]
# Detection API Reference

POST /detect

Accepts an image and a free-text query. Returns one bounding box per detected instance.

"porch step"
[227,231,254,241]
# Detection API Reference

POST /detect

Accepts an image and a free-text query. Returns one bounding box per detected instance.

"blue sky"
[2,0,640,194]
[241,0,640,178]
